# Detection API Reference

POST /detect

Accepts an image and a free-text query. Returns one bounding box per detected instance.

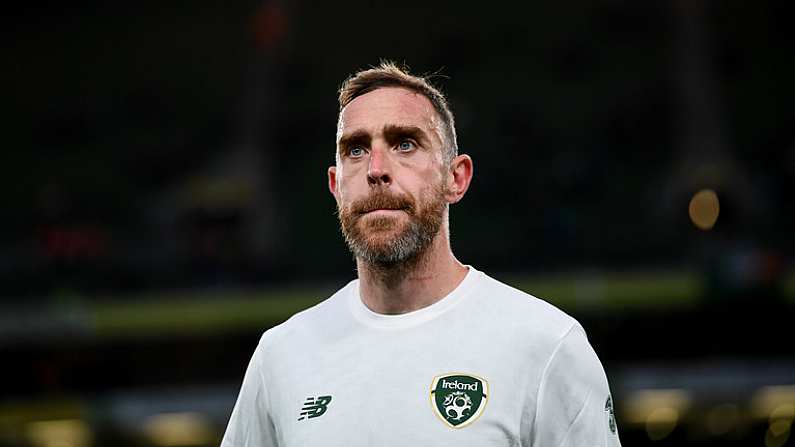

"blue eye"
[349,146,365,157]
[398,140,414,151]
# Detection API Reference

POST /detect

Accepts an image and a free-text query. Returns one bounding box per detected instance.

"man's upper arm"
[532,324,621,447]
[221,338,279,447]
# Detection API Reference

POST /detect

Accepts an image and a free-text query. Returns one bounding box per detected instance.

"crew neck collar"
[348,266,481,330]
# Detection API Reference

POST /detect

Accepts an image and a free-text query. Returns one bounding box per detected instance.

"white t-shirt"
[221,267,621,446]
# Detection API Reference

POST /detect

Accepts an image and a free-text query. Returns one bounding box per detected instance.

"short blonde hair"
[338,61,458,163]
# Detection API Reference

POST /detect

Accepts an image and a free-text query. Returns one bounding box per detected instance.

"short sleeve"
[532,325,621,447]
[221,339,279,447]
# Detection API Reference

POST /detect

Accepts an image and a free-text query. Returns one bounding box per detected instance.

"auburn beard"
[337,182,447,267]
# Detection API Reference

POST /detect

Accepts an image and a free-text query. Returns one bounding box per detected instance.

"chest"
[265,329,540,447]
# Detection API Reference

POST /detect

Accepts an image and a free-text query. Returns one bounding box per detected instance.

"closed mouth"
[361,207,408,215]
[365,208,404,213]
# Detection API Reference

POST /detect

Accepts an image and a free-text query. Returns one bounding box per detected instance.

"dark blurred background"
[2,0,794,446]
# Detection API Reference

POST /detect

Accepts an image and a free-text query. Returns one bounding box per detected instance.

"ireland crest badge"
[430,373,489,428]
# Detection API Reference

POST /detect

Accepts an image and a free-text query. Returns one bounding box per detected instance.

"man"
[221,62,621,446]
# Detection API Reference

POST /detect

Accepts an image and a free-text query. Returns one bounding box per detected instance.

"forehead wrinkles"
[337,89,444,147]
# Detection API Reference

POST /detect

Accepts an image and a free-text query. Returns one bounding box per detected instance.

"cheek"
[341,161,368,183]
[420,163,446,191]
[404,169,446,202]
[398,153,443,181]
[336,164,364,196]
[337,163,366,185]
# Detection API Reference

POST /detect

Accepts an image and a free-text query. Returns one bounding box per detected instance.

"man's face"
[329,87,449,265]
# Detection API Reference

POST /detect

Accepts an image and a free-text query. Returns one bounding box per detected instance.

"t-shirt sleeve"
[221,338,279,447]
[532,324,621,447]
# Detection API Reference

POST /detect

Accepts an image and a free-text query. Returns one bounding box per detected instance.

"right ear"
[328,166,339,201]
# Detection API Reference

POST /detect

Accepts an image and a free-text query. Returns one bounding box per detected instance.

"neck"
[356,227,469,315]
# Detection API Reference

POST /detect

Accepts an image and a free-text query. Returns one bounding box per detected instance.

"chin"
[362,230,403,247]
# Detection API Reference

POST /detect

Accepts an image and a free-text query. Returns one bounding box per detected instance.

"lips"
[367,207,403,212]
[363,207,405,214]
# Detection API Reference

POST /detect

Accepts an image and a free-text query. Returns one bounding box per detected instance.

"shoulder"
[256,280,356,355]
[474,272,605,383]
[472,270,581,342]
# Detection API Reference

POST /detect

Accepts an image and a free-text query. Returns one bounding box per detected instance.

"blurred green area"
[59,269,790,338]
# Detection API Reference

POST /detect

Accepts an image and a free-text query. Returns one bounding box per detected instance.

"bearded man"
[221,62,622,446]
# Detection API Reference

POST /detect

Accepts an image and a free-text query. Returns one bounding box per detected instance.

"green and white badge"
[430,373,489,429]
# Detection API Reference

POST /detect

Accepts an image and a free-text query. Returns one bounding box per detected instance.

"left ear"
[444,154,473,204]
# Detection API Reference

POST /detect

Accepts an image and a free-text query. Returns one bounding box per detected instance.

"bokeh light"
[25,420,92,447]
[688,189,720,230]
[142,412,214,447]
[765,419,791,447]
[646,407,680,441]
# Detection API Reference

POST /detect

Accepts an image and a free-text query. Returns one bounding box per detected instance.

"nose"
[367,146,392,186]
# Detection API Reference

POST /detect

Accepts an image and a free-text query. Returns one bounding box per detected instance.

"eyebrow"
[382,124,431,148]
[337,130,371,154]
[338,124,432,155]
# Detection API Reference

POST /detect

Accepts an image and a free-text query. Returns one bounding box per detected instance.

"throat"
[361,243,429,292]
[355,236,467,315]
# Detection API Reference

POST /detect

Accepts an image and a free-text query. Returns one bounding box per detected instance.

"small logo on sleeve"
[430,373,489,429]
[605,395,617,434]
[297,395,333,421]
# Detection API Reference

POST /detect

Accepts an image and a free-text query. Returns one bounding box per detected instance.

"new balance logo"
[298,395,332,421]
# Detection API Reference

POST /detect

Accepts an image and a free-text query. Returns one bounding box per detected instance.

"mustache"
[350,191,415,216]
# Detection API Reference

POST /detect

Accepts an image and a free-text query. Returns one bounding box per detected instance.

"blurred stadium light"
[25,419,92,447]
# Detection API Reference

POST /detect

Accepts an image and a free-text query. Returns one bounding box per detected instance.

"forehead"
[338,87,438,138]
